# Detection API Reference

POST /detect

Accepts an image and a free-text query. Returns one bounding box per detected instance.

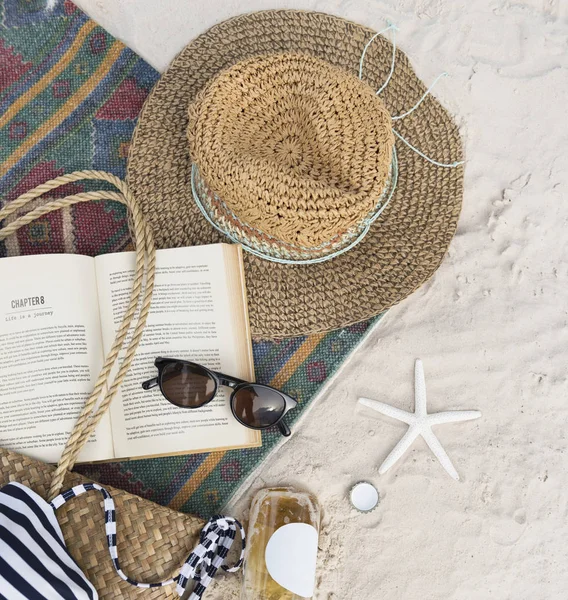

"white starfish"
[358,359,481,480]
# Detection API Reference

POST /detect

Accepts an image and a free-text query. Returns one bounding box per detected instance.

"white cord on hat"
[391,71,449,121]
[359,24,464,169]
[392,129,464,168]
[359,23,398,85]
[375,23,398,95]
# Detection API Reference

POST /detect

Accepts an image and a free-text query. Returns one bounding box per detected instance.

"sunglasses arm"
[278,419,291,437]
[217,374,247,388]
[142,377,159,390]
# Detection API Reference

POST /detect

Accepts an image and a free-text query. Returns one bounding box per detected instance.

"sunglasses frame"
[142,357,297,437]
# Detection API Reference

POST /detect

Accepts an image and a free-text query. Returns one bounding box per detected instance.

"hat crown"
[188,53,394,251]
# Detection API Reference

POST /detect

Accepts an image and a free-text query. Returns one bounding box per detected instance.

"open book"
[0,244,260,463]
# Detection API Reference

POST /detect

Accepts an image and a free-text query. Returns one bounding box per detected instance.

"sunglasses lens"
[232,384,287,428]
[160,362,215,408]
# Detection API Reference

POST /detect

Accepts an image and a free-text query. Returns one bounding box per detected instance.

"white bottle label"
[264,523,318,597]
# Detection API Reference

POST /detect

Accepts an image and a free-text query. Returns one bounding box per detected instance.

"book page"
[0,254,114,463]
[95,244,259,459]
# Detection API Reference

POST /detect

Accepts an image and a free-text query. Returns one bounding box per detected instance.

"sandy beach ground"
[76,1,568,597]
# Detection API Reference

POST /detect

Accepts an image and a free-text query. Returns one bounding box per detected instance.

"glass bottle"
[241,487,321,600]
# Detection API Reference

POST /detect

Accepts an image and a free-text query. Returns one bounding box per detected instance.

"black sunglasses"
[142,357,297,437]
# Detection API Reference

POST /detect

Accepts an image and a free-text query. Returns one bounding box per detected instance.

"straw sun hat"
[128,10,464,339]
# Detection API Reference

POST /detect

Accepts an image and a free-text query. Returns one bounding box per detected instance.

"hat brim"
[128,10,463,339]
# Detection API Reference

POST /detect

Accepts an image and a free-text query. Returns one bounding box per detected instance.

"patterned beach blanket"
[0,0,381,517]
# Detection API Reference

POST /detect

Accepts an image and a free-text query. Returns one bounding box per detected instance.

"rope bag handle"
[0,170,156,500]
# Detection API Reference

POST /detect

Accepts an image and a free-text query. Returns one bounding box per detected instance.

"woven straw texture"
[0,448,204,598]
[128,10,464,339]
[187,53,394,252]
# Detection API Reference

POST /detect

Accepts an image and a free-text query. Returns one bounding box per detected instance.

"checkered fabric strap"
[50,483,245,599]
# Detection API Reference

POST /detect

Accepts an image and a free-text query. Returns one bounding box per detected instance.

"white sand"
[77,1,568,597]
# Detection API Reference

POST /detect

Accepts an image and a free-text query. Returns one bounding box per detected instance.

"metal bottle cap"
[350,481,379,513]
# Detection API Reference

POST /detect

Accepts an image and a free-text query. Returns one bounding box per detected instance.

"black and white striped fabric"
[0,481,245,600]
[0,482,97,599]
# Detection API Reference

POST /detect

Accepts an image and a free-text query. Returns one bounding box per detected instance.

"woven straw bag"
[0,172,204,598]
